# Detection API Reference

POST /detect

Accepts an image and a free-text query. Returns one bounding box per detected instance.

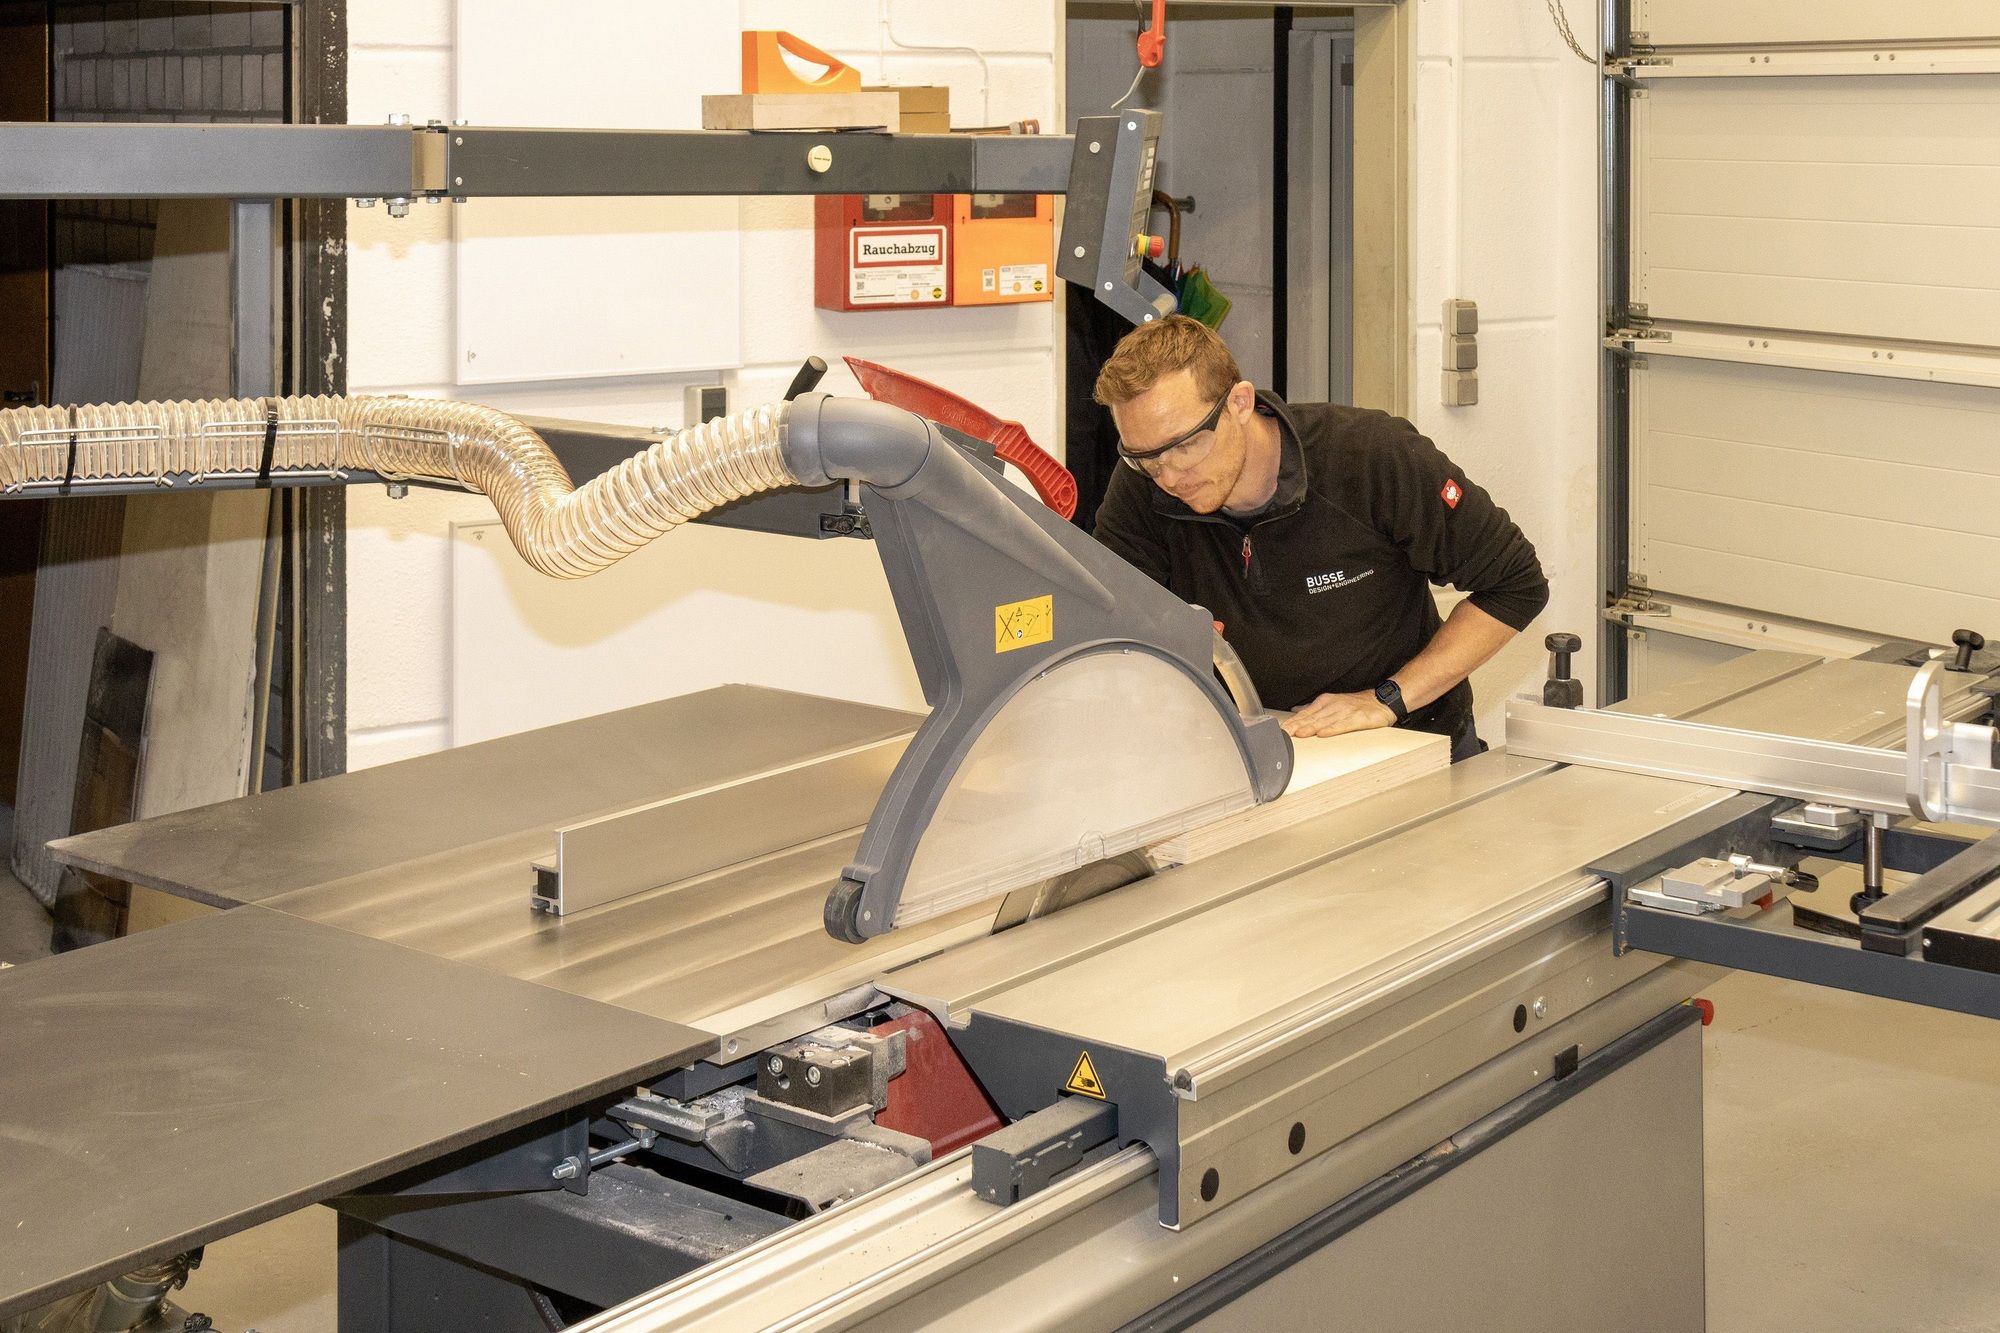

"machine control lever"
[1953,628,1987,673]
[1543,632,1584,709]
[783,356,829,401]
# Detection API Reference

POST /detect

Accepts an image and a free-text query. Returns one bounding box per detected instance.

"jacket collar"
[1148,389,1309,523]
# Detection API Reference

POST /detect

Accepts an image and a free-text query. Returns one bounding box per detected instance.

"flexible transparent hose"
[0,395,795,578]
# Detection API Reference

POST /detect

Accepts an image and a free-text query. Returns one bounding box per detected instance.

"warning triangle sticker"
[1065,1050,1107,1100]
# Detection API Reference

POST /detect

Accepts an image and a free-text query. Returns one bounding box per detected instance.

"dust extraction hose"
[0,395,796,578]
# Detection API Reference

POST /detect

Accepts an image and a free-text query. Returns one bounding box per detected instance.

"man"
[1091,315,1548,761]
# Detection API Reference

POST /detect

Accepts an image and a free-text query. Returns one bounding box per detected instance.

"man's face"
[1110,369,1253,514]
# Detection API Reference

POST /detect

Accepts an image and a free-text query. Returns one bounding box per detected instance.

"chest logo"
[1305,568,1375,595]
[1441,479,1463,508]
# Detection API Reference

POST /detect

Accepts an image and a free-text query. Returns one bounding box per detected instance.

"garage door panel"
[1645,487,2000,587]
[1633,0,2000,48]
[1642,360,2000,473]
[1632,358,2000,642]
[1644,79,2000,168]
[1635,78,2000,338]
[1641,270,1997,348]
[1646,433,2000,539]
[1649,159,1998,228]
[1644,542,2000,645]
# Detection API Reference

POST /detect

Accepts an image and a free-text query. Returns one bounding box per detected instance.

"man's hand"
[1281,691,1397,739]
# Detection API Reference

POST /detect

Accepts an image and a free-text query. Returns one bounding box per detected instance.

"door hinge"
[1606,574,1670,622]
[1606,52,1670,93]
[1608,304,1670,347]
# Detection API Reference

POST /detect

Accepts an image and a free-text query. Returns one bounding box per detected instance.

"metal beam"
[1620,900,2000,1023]
[1506,698,2000,830]
[443,127,1073,198]
[0,122,1076,201]
[0,123,412,199]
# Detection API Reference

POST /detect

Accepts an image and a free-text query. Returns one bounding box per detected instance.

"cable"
[1545,0,1601,66]
[1109,62,1148,111]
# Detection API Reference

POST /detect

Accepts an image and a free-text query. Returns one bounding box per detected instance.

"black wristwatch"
[1373,679,1409,723]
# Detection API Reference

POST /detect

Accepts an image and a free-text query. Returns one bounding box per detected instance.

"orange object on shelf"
[844,356,1078,520]
[741,30,861,94]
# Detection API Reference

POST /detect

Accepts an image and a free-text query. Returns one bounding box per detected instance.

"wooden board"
[1145,726,1449,868]
[701,92,901,132]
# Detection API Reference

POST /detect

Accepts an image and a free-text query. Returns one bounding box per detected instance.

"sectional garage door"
[1616,2,2000,677]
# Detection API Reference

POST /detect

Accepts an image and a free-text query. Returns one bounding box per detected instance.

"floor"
[3,850,1999,1330]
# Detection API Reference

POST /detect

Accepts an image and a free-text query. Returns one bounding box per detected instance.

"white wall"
[1412,0,1601,735]
[344,1,1062,768]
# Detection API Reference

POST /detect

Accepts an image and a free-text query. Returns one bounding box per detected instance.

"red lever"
[1137,0,1168,68]
[842,357,1079,520]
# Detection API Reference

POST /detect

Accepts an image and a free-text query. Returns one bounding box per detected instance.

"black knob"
[783,355,829,402]
[1542,632,1584,710]
[1546,632,1582,679]
[1952,628,1985,672]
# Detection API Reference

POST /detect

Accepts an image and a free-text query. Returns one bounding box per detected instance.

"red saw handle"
[843,356,1079,521]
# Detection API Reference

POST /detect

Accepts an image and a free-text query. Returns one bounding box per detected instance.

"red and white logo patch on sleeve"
[1440,478,1463,509]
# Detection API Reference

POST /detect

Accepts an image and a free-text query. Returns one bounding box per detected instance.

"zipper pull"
[1241,533,1253,577]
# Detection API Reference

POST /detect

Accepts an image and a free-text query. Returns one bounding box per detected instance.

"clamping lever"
[784,356,829,402]
[1543,632,1584,709]
[1953,628,1986,673]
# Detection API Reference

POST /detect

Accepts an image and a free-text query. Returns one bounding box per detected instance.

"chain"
[1545,0,1601,66]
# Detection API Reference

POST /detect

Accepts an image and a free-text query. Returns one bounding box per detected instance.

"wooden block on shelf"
[1145,726,1450,869]
[865,86,949,133]
[701,92,901,132]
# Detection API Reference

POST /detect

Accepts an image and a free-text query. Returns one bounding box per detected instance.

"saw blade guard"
[784,393,1291,944]
[888,646,1260,930]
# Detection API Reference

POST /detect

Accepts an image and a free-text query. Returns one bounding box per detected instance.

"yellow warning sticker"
[994,594,1053,654]
[1065,1050,1107,1099]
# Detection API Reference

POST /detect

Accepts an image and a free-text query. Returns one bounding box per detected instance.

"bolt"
[806,1066,822,1086]
[1073,245,1086,258]
[386,198,410,218]
[385,482,408,500]
[387,112,410,126]
[355,197,377,208]
[768,1055,784,1075]
[552,1156,582,1180]
[1532,997,1548,1020]
[1088,140,1101,154]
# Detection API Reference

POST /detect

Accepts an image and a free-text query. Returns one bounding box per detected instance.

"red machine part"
[842,356,1079,520]
[1690,997,1716,1027]
[1137,0,1169,68]
[870,1009,1003,1157]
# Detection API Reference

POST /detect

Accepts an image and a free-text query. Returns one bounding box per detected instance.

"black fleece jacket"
[1092,393,1549,740]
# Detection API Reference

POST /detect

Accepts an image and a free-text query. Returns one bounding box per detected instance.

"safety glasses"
[1116,394,1228,477]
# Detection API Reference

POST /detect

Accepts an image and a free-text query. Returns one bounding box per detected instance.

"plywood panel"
[1633,77,2000,347]
[1631,357,2000,642]
[452,1,741,384]
[1633,0,2000,47]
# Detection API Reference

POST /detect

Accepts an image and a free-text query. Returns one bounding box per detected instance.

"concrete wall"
[344,1,1062,768]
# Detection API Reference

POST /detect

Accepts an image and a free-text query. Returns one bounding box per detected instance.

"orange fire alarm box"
[951,192,1054,306]
[815,190,1053,313]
